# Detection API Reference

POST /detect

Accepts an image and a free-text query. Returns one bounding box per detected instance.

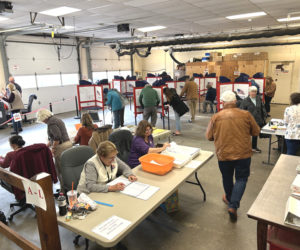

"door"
[270,61,294,104]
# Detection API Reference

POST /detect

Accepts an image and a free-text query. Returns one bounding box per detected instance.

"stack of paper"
[161,142,200,168]
[108,176,159,200]
[296,164,300,174]
[284,196,300,227]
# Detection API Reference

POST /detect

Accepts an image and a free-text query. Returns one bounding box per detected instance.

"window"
[37,74,61,88]
[62,73,79,85]
[14,75,37,89]
[92,70,132,82]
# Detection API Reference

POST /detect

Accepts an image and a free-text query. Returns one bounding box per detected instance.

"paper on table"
[185,160,203,169]
[92,215,132,240]
[291,174,300,192]
[284,196,300,227]
[136,186,160,200]
[108,176,159,200]
[108,176,131,187]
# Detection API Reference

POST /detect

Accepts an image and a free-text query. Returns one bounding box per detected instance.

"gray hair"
[36,109,53,122]
[221,91,236,102]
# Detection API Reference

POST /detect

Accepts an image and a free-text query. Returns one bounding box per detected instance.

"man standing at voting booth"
[206,91,260,222]
[139,84,160,127]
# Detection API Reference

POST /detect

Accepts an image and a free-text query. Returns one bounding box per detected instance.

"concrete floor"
[0,103,287,250]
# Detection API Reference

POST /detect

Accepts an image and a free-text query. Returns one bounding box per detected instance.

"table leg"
[186,172,206,201]
[134,116,137,125]
[262,135,273,165]
[257,221,268,250]
[129,96,132,111]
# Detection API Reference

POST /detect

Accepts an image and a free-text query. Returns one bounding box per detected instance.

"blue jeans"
[218,158,251,210]
[174,111,181,132]
[113,109,121,129]
[286,139,300,155]
[11,110,22,133]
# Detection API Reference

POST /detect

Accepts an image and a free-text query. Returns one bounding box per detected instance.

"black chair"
[109,129,133,163]
[21,94,37,123]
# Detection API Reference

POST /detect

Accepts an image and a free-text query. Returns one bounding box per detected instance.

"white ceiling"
[1,0,300,39]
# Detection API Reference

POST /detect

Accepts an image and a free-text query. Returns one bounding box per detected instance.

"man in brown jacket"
[206,91,260,222]
[180,77,198,123]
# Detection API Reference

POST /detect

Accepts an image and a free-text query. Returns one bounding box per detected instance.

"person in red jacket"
[74,113,98,145]
[0,135,25,168]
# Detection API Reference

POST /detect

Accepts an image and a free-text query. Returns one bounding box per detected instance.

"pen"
[94,200,114,207]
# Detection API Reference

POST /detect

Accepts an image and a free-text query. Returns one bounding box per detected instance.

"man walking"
[139,84,160,126]
[206,91,260,222]
[180,77,198,122]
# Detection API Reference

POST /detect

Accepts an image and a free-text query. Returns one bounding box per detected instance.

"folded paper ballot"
[291,174,300,193]
[284,196,300,227]
[161,142,200,168]
[108,176,159,200]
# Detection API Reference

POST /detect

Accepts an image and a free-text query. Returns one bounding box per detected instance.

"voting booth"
[77,84,110,110]
[165,81,185,95]
[145,77,162,85]
[133,86,169,128]
[111,80,135,95]
[216,82,250,110]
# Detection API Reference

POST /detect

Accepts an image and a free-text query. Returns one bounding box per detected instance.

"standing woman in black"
[163,87,189,136]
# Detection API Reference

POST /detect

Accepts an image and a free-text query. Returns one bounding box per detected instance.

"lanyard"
[101,159,113,182]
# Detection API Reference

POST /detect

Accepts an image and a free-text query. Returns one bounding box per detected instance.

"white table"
[247,154,300,250]
[57,150,214,248]
[260,119,286,165]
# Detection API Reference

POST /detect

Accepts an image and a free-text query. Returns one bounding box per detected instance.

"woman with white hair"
[0,83,24,134]
[240,86,267,153]
[36,109,72,191]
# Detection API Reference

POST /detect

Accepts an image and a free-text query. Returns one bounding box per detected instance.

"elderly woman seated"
[77,141,137,193]
[127,120,170,168]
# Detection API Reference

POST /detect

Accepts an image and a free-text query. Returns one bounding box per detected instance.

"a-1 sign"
[22,179,47,211]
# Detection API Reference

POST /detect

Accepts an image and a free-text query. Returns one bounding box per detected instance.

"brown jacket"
[265,82,276,98]
[206,104,260,161]
[180,81,198,100]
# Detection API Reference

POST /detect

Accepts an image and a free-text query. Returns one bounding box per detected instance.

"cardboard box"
[210,56,223,62]
[210,52,222,57]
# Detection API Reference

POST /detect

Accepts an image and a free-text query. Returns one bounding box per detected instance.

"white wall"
[90,45,131,71]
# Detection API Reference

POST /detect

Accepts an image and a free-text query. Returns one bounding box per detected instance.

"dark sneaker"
[228,208,237,222]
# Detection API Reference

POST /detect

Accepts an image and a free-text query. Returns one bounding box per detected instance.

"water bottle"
[57,192,67,216]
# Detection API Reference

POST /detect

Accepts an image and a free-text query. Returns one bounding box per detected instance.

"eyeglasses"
[145,128,152,132]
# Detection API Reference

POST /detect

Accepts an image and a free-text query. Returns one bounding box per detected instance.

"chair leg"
[73,235,81,246]
[85,238,89,250]
[9,204,35,221]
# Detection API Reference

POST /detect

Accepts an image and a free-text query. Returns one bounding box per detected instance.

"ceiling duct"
[172,41,300,52]
[167,47,184,65]
[119,27,300,49]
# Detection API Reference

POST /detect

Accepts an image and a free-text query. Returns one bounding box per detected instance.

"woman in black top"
[164,87,189,136]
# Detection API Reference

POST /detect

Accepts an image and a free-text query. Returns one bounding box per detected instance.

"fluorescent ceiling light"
[39,6,81,17]
[277,16,300,22]
[137,26,166,32]
[0,16,9,22]
[226,12,266,20]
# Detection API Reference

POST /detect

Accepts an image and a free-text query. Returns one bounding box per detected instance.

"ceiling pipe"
[172,41,300,52]
[0,24,46,34]
[119,27,300,49]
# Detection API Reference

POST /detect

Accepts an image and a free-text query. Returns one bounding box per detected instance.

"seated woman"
[74,113,98,145]
[127,120,170,168]
[77,141,137,193]
[0,135,25,168]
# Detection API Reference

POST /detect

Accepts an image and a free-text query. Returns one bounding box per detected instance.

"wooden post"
[0,168,61,250]
[32,174,61,250]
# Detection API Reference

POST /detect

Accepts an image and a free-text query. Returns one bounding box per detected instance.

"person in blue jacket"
[203,84,217,113]
[105,89,123,129]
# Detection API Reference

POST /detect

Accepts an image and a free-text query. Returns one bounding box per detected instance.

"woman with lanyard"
[77,141,137,193]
